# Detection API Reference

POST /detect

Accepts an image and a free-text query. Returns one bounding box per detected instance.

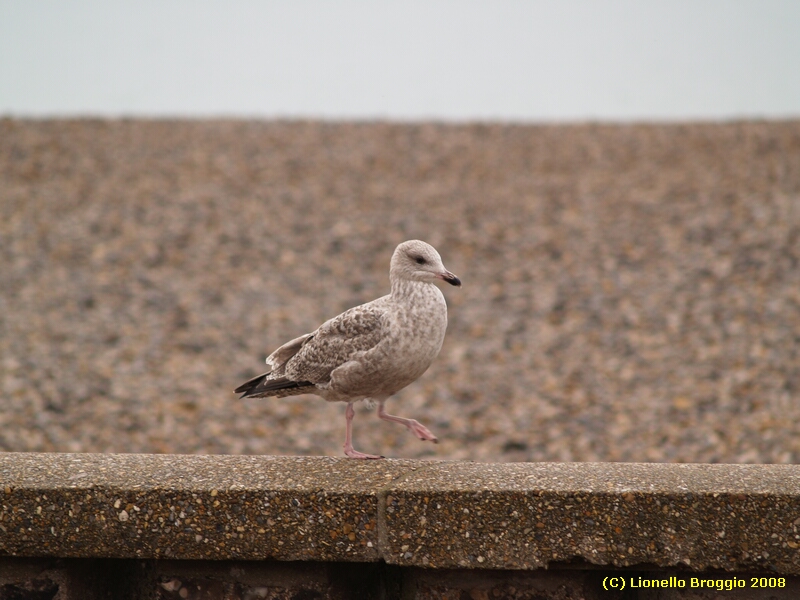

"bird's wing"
[265,332,315,373]
[282,296,390,385]
[233,371,314,397]
[234,332,317,398]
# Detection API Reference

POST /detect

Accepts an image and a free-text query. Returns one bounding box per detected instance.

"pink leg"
[343,402,384,459]
[377,402,438,443]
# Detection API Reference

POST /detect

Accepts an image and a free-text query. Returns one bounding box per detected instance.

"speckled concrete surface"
[3,454,800,575]
[382,461,800,572]
[0,453,419,562]
[1,119,800,463]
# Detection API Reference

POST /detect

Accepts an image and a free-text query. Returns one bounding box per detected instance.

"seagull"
[234,239,461,459]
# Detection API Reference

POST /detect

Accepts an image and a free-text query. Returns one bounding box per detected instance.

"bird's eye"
[415,256,426,265]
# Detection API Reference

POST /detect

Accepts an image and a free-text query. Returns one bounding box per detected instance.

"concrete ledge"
[2,453,800,574]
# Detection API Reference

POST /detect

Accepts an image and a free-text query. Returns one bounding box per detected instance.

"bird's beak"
[438,270,462,287]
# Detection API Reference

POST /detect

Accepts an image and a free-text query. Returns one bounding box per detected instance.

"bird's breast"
[326,282,450,399]
[382,285,448,378]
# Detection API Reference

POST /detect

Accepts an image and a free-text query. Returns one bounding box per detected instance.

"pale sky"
[1,0,798,121]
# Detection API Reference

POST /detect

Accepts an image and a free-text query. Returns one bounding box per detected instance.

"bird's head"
[390,240,461,287]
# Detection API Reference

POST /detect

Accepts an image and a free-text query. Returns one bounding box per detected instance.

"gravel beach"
[1,119,799,463]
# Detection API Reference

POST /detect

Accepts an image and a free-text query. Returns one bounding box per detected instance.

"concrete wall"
[2,453,800,598]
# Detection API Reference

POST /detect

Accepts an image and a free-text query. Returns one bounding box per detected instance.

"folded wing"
[235,297,389,399]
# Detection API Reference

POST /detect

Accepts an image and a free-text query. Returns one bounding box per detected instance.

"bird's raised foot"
[406,420,438,443]
[344,446,385,459]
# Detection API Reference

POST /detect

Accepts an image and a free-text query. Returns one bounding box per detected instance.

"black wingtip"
[234,373,314,398]
[234,372,268,395]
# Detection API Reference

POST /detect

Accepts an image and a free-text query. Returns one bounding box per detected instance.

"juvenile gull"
[234,240,461,459]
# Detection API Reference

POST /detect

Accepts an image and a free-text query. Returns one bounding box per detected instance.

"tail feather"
[234,372,314,398]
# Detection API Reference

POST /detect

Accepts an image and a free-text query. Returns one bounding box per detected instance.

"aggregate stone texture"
[0,453,417,562]
[381,461,800,573]
[3,454,800,576]
[2,119,800,464]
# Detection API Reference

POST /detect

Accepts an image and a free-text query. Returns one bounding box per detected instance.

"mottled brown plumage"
[234,240,461,459]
